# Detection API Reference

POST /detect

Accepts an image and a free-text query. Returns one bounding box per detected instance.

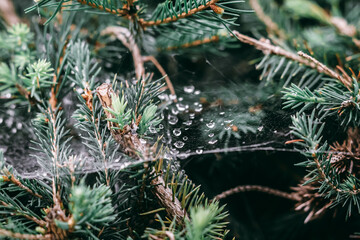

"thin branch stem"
[142,56,176,97]
[139,0,219,27]
[214,185,300,201]
[102,26,144,80]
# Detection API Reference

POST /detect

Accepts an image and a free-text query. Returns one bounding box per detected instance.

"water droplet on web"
[194,90,201,95]
[171,108,179,115]
[0,118,3,124]
[189,113,195,119]
[183,136,188,141]
[140,139,147,145]
[183,120,192,126]
[195,104,203,113]
[206,121,215,129]
[176,103,186,112]
[258,126,264,132]
[11,128,17,133]
[173,128,181,136]
[149,126,157,133]
[196,149,203,154]
[219,112,225,116]
[168,115,178,125]
[184,85,195,94]
[16,123,22,129]
[178,97,183,101]
[158,124,164,129]
[174,141,185,149]
[208,133,214,137]
[208,139,218,145]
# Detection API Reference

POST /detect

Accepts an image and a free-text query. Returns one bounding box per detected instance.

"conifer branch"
[76,0,128,16]
[96,83,187,225]
[249,0,286,39]
[233,31,353,89]
[139,0,220,27]
[2,172,42,198]
[214,185,300,201]
[0,201,46,226]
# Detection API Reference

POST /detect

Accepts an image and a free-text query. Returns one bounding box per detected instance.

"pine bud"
[210,4,224,14]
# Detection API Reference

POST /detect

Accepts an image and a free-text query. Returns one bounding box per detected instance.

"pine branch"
[139,0,220,27]
[233,31,353,89]
[1,172,42,199]
[76,0,128,15]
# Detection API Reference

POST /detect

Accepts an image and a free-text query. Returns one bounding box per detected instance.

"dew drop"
[174,141,185,149]
[208,139,218,145]
[206,121,215,129]
[168,115,178,125]
[196,149,203,154]
[183,136,188,141]
[176,103,186,112]
[258,126,264,132]
[173,128,181,136]
[184,85,195,94]
[208,133,214,137]
[183,120,192,126]
[194,90,201,95]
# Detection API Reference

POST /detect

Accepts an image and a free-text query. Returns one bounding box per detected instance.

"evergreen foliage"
[0,0,360,239]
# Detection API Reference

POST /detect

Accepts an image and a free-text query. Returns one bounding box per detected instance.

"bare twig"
[142,56,176,97]
[102,26,144,80]
[214,185,300,201]
[249,0,286,40]
[0,0,21,26]
[232,31,353,89]
[139,0,219,27]
[102,26,177,98]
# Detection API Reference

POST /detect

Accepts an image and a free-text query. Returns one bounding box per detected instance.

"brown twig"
[0,228,51,240]
[249,0,286,40]
[102,26,145,80]
[102,26,177,99]
[232,31,353,89]
[0,0,21,26]
[142,56,176,97]
[214,185,300,201]
[139,0,219,27]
